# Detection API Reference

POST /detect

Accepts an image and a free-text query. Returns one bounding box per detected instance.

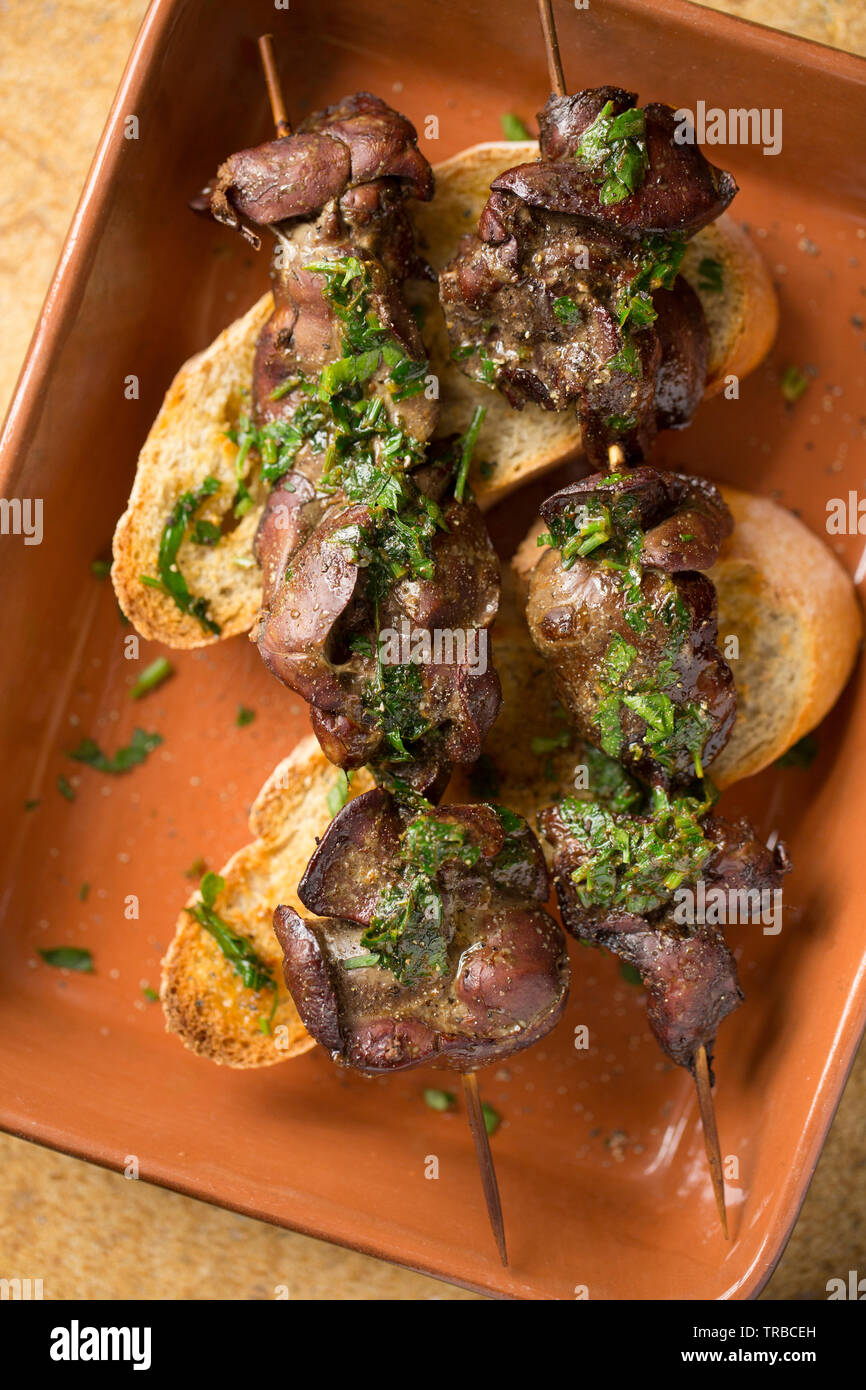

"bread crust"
[161,737,373,1067]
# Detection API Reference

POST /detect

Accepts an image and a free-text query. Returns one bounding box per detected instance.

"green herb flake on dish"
[69,728,163,775]
[424,1087,457,1112]
[501,113,530,141]
[130,656,174,700]
[39,947,94,972]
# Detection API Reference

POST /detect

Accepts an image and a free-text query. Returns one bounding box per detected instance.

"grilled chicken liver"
[274,790,570,1072]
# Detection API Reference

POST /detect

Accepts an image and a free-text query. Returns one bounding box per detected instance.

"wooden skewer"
[254,32,507,1268]
[537,0,567,98]
[539,0,725,1250]
[258,33,292,137]
[462,1071,508,1266]
[693,1044,729,1239]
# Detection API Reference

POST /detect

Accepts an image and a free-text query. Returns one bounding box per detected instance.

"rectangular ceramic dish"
[1,0,865,1299]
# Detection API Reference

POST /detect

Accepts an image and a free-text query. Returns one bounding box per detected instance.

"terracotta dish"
[1,0,865,1299]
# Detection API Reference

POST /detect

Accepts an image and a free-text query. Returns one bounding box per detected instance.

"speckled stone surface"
[0,0,863,1301]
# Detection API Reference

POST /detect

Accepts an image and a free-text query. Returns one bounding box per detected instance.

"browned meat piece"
[497,102,736,238]
[440,87,736,468]
[537,87,637,159]
[652,279,709,431]
[200,95,500,792]
[539,795,789,1071]
[204,92,432,238]
[297,92,433,199]
[526,468,736,788]
[253,483,502,794]
[274,791,570,1073]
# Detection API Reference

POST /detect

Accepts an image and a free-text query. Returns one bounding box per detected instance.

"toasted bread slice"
[512,487,862,789]
[112,294,274,648]
[113,143,777,650]
[161,736,373,1067]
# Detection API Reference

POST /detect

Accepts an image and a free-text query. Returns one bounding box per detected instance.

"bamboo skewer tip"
[257,33,292,138]
[694,1044,729,1239]
[537,0,567,98]
[462,1071,508,1266]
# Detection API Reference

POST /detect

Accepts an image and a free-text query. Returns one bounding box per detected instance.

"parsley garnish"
[553,295,582,326]
[501,113,530,141]
[777,733,818,768]
[576,101,649,206]
[187,872,275,993]
[697,257,724,293]
[781,365,809,403]
[616,235,686,328]
[40,947,94,972]
[69,728,163,774]
[57,776,75,802]
[362,662,433,759]
[140,477,222,634]
[558,785,714,916]
[327,769,351,817]
[356,814,481,984]
[424,1087,457,1111]
[130,657,174,700]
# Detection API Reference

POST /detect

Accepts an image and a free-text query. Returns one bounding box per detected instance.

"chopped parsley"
[327,769,351,817]
[777,732,818,768]
[130,656,173,700]
[616,235,686,329]
[355,813,481,984]
[781,365,809,403]
[362,661,433,760]
[236,704,255,727]
[483,1104,501,1135]
[57,776,75,802]
[424,1087,457,1112]
[538,496,612,567]
[454,405,486,503]
[501,113,530,141]
[187,872,275,993]
[553,295,582,326]
[697,257,724,293]
[557,785,714,916]
[69,728,163,775]
[542,486,713,777]
[607,336,642,378]
[595,636,713,778]
[39,946,94,972]
[140,477,222,635]
[576,101,649,206]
